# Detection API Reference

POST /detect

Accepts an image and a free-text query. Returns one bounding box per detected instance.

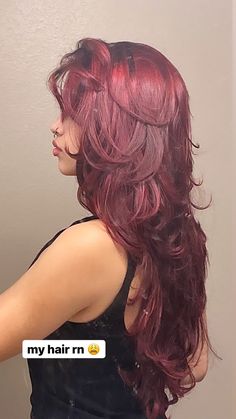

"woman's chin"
[57,162,76,176]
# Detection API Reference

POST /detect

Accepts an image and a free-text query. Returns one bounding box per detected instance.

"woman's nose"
[50,118,61,134]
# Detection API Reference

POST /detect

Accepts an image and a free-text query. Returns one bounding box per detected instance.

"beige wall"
[0,1,233,418]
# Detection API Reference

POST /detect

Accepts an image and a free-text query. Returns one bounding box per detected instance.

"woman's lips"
[52,139,63,156]
[53,147,62,156]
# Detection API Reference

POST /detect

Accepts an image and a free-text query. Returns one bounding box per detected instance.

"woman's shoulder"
[67,217,128,263]
[57,217,131,298]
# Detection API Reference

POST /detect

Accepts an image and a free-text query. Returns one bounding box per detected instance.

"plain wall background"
[0,1,233,418]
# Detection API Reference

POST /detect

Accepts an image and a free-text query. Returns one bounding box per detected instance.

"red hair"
[47,38,220,418]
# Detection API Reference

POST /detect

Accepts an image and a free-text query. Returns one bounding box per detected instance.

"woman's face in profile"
[50,115,80,176]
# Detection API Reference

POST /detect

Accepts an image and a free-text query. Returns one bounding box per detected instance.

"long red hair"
[47,38,220,418]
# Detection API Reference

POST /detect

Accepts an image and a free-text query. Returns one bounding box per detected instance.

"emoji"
[88,343,100,355]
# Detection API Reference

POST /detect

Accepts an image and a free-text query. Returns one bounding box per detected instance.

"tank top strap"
[113,252,137,309]
[27,226,67,269]
[69,214,99,226]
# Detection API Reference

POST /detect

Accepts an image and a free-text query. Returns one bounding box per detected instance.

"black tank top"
[27,215,167,419]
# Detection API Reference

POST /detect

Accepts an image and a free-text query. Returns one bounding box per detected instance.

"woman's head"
[47,37,194,217]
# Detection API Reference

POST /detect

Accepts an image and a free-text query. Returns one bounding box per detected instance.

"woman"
[0,38,220,419]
